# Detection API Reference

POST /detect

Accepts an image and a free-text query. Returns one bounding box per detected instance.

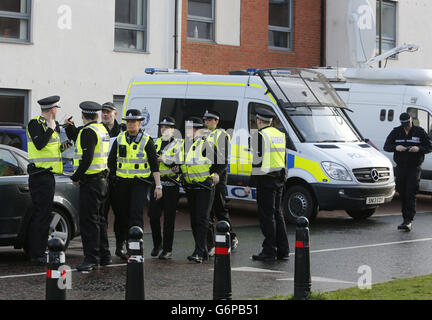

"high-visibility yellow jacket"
[155,137,183,179]
[116,131,151,179]
[27,115,63,174]
[181,138,213,184]
[73,123,109,175]
[259,126,286,174]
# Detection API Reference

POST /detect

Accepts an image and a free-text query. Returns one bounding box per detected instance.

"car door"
[0,147,32,242]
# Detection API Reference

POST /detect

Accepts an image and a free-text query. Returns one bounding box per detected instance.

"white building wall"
[0,0,176,125]
[326,0,432,69]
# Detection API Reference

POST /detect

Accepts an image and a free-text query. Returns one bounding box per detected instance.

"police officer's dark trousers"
[28,171,55,258]
[148,184,179,252]
[104,177,122,244]
[395,166,421,223]
[186,183,214,258]
[116,178,150,242]
[256,175,289,257]
[207,173,232,249]
[79,174,109,263]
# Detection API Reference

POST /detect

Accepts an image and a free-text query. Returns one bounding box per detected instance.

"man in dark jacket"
[384,112,432,231]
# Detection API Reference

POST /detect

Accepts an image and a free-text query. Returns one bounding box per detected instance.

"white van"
[120,67,395,223]
[313,67,432,194]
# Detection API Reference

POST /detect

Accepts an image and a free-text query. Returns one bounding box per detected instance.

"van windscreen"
[258,68,346,108]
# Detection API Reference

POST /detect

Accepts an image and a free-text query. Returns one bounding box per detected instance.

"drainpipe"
[174,0,179,69]
[320,0,326,67]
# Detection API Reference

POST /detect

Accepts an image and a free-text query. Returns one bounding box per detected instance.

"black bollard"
[46,237,67,300]
[125,226,145,300]
[294,217,311,300]
[213,221,232,300]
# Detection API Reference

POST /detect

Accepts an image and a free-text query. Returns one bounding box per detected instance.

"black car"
[0,144,79,253]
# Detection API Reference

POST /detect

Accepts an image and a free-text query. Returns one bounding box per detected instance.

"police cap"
[102,102,116,111]
[79,101,102,114]
[185,116,204,128]
[203,110,221,120]
[255,108,275,122]
[400,112,412,127]
[38,95,61,110]
[123,109,145,121]
[158,116,176,127]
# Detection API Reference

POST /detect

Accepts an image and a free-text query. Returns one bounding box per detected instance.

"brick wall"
[181,0,323,74]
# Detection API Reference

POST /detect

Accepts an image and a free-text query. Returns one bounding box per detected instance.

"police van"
[120,67,395,223]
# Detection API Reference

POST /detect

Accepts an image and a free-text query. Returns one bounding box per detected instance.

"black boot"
[115,240,127,260]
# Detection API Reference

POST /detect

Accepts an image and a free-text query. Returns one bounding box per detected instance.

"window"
[376,1,396,54]
[0,89,28,124]
[0,0,31,43]
[248,102,295,150]
[115,0,147,51]
[380,109,386,121]
[0,132,23,150]
[407,108,432,135]
[388,109,394,122]
[187,0,214,41]
[160,98,238,135]
[268,0,293,50]
[0,148,20,176]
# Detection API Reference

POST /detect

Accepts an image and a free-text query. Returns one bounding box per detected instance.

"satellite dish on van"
[346,0,376,68]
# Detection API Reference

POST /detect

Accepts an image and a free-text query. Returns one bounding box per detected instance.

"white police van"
[120,67,395,223]
[313,66,432,194]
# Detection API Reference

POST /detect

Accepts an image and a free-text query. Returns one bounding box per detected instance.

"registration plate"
[366,196,385,205]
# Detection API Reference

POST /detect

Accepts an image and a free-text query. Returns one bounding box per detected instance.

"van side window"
[380,109,386,121]
[407,107,431,134]
[388,110,394,122]
[159,98,238,135]
[248,102,295,150]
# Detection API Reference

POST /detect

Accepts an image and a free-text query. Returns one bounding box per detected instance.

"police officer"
[71,101,111,271]
[148,116,183,259]
[179,117,225,263]
[202,110,238,254]
[26,96,69,265]
[245,108,289,261]
[384,112,432,231]
[108,109,162,259]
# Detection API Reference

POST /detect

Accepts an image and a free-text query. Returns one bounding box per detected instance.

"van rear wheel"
[345,208,376,220]
[283,185,318,224]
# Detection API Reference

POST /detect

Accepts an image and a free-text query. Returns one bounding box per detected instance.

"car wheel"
[283,185,318,224]
[22,208,72,256]
[48,208,72,250]
[345,208,376,220]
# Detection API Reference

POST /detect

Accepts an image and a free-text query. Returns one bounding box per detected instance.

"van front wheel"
[283,185,318,224]
[345,208,376,220]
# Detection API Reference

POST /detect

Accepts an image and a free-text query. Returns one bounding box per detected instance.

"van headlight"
[321,162,352,181]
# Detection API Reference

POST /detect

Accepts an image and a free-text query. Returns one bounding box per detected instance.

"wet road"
[0,195,431,300]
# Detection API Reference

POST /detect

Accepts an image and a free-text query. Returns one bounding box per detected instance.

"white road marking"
[276,276,356,284]
[303,237,432,255]
[231,267,287,273]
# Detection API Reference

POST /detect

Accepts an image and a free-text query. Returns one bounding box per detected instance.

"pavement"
[0,194,431,300]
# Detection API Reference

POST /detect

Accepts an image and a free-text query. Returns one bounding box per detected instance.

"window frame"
[0,88,29,125]
[407,107,432,135]
[376,0,397,57]
[0,0,32,44]
[268,0,293,51]
[114,0,148,53]
[187,0,215,43]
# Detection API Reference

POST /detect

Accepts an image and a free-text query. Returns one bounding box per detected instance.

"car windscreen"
[283,106,361,143]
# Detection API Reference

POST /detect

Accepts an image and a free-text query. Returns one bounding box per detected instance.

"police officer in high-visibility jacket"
[108,109,162,260]
[148,116,183,259]
[179,117,226,263]
[245,108,289,261]
[26,95,70,266]
[203,110,239,255]
[71,101,111,271]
